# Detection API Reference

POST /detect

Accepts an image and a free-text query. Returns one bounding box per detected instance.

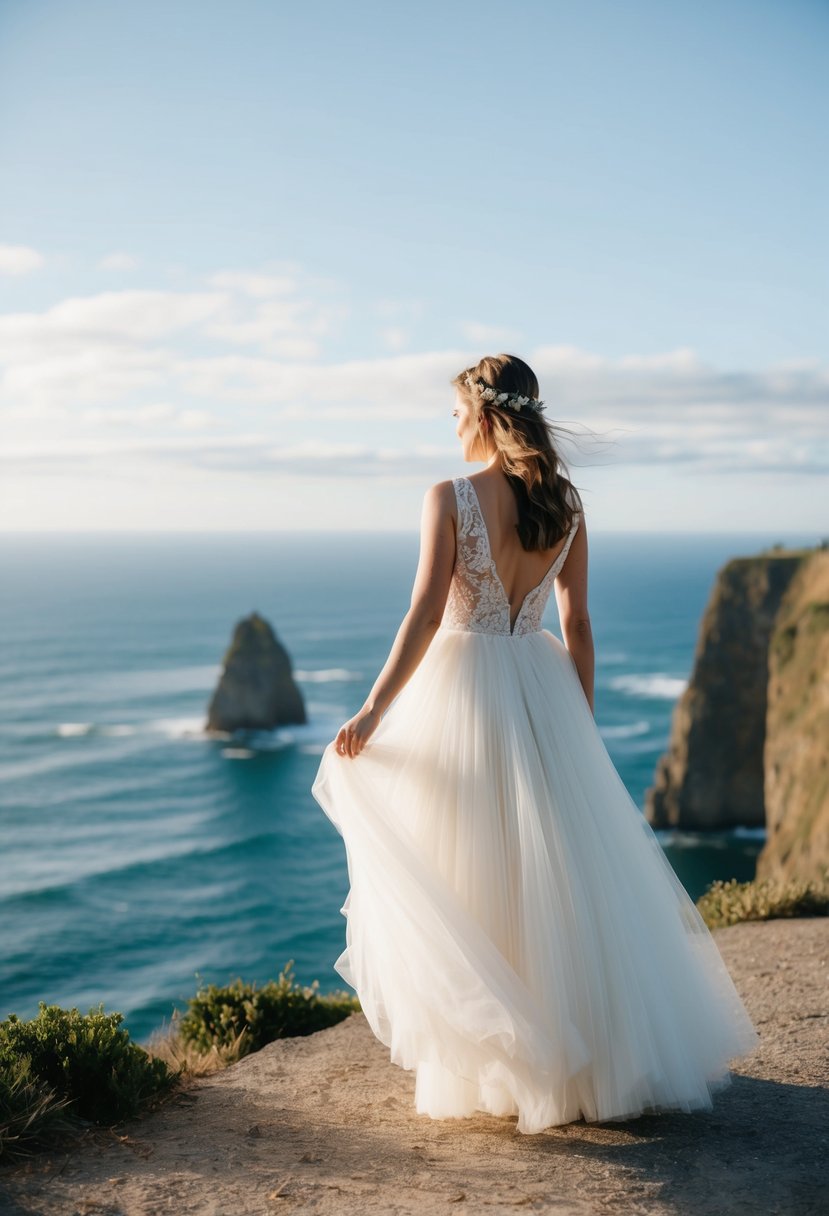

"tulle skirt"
[311,625,760,1134]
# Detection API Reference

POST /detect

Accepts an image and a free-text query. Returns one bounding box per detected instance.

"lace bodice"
[440,476,581,638]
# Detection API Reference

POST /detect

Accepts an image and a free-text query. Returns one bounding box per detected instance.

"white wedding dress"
[311,475,759,1134]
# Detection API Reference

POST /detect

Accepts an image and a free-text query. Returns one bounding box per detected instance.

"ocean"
[0,529,789,1045]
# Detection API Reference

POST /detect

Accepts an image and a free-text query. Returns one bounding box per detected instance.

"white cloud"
[79,403,175,427]
[1,273,827,516]
[0,434,453,478]
[169,348,467,414]
[204,297,338,354]
[3,344,171,409]
[0,245,44,275]
[199,267,351,357]
[98,252,139,272]
[207,270,297,298]
[73,403,213,430]
[0,290,226,351]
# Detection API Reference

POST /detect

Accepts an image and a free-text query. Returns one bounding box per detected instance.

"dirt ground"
[1,917,827,1216]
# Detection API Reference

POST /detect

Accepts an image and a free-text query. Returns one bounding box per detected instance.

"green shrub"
[177,960,360,1057]
[696,870,829,929]
[0,1054,79,1162]
[0,1003,177,1129]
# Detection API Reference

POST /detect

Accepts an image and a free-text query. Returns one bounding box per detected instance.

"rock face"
[757,549,829,883]
[644,549,818,832]
[206,612,307,733]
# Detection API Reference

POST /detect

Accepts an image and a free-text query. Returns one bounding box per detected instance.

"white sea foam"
[53,713,338,756]
[731,826,767,840]
[221,747,256,760]
[108,666,220,695]
[600,719,651,739]
[294,667,363,683]
[206,721,337,754]
[56,717,207,743]
[608,673,687,700]
[146,717,207,739]
[238,730,295,752]
[656,825,764,848]
[653,829,711,848]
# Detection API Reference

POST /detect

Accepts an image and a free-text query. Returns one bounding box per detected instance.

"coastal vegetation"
[696,869,829,928]
[0,961,357,1164]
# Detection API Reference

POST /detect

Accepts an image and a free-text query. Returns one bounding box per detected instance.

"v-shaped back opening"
[463,476,577,636]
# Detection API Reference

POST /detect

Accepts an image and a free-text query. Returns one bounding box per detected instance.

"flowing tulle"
[311,624,760,1133]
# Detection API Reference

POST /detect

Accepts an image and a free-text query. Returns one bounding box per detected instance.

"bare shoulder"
[423,479,458,514]
[425,478,457,497]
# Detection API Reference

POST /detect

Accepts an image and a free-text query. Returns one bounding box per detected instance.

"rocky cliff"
[645,550,809,831]
[644,546,828,880]
[757,549,829,883]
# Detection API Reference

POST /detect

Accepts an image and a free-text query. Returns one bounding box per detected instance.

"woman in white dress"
[311,353,759,1134]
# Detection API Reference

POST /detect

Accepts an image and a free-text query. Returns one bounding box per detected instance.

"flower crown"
[464,374,545,414]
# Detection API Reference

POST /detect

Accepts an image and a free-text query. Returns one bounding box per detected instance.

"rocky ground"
[1,917,827,1216]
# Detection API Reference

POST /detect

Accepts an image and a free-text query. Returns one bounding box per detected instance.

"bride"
[311,352,759,1133]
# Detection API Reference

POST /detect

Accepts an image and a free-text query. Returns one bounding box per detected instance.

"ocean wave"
[54,716,206,741]
[600,719,650,739]
[608,673,687,700]
[294,667,363,683]
[48,715,342,757]
[0,830,279,904]
[146,717,208,739]
[213,723,336,753]
[655,825,767,847]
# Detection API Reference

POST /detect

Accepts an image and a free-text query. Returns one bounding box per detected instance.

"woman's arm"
[335,481,457,757]
[553,516,595,715]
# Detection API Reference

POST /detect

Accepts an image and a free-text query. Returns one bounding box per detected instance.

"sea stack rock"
[756,548,829,884]
[644,550,809,831]
[206,612,307,733]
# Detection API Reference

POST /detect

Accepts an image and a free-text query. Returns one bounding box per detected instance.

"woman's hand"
[334,705,379,758]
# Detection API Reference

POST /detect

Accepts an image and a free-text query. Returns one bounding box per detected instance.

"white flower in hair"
[464,375,545,414]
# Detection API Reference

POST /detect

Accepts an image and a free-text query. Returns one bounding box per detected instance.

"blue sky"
[0,0,826,532]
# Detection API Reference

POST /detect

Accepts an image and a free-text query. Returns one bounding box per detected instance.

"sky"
[0,0,826,533]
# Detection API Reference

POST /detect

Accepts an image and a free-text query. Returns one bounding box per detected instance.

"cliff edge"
[644,550,810,831]
[2,918,825,1216]
[758,549,829,883]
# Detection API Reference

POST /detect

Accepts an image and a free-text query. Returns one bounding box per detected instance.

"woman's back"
[442,475,582,637]
[464,472,578,600]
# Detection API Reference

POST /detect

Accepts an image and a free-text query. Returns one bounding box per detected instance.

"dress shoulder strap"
[452,476,473,536]
[556,513,580,572]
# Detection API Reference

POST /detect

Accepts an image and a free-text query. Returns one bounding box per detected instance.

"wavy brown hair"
[451,353,585,551]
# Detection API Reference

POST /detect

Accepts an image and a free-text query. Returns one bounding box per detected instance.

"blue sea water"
[0,529,801,1045]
